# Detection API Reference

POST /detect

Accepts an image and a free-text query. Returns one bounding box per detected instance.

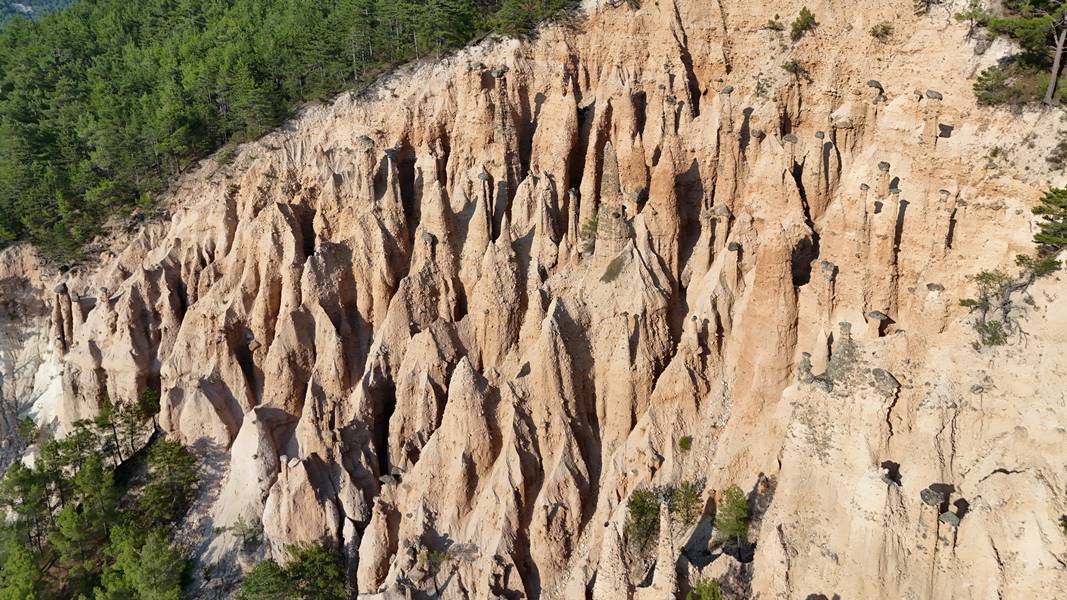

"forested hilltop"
[0,0,573,263]
[0,1,72,24]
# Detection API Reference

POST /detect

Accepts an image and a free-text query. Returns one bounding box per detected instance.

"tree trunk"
[1045,26,1067,106]
[109,422,123,464]
[351,40,359,83]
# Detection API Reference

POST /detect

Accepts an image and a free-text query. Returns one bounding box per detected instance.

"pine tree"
[973,2,1067,104]
[337,0,379,81]
[97,526,187,600]
[1034,187,1067,249]
[714,485,749,547]
[112,395,155,460]
[96,397,126,465]
[0,537,41,600]
[418,0,476,57]
[226,60,274,139]
[139,439,198,527]
[790,7,817,41]
[51,452,117,595]
[624,488,660,551]
[669,480,704,526]
[494,0,538,36]
[0,462,53,556]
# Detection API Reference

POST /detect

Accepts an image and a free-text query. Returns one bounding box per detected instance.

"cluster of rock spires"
[1,0,1066,598]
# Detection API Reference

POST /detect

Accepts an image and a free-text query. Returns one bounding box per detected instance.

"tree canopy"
[963,0,1067,105]
[1034,187,1067,249]
[625,488,660,551]
[0,394,195,598]
[714,485,749,546]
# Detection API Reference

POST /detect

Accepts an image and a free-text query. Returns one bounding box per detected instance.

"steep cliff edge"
[2,0,1066,598]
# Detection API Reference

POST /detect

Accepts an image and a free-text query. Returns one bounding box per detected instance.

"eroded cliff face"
[3,0,1066,597]
[0,250,61,469]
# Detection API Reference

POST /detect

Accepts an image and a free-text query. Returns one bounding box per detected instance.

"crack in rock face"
[1,1,1066,599]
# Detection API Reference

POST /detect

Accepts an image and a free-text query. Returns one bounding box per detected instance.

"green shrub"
[782,59,811,81]
[678,435,692,452]
[973,320,1008,347]
[136,191,154,210]
[426,548,448,575]
[16,417,38,445]
[790,7,817,41]
[687,578,724,600]
[973,63,1056,106]
[216,147,238,167]
[580,209,599,255]
[1048,140,1067,168]
[230,515,263,551]
[870,21,893,40]
[765,15,785,31]
[237,543,345,600]
[625,488,660,550]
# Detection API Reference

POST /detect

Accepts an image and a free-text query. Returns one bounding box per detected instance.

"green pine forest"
[0,0,576,263]
[0,390,349,598]
[0,392,200,599]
